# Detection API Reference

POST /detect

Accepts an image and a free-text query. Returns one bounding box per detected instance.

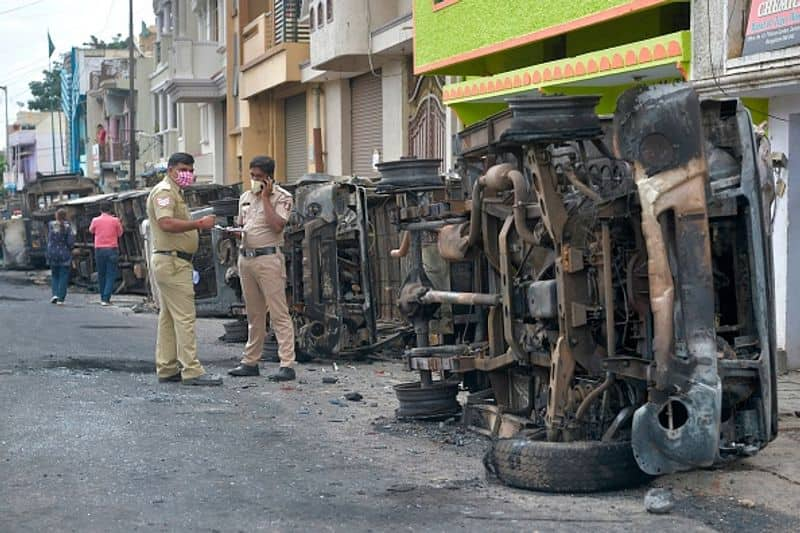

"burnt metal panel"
[614,84,721,475]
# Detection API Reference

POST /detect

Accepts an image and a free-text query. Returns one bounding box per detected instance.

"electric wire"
[0,0,45,16]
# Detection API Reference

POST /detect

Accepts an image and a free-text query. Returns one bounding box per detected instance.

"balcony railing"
[242,1,308,65]
[242,12,275,63]
[100,141,132,163]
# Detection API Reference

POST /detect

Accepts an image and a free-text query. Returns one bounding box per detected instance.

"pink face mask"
[174,170,195,188]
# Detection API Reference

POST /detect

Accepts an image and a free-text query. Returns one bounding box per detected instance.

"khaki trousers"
[152,254,205,379]
[238,253,295,367]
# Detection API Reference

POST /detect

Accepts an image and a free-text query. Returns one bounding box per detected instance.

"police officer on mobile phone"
[228,156,297,381]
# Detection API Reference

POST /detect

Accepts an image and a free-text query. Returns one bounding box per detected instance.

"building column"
[768,97,800,370]
[381,59,408,162]
[213,99,226,183]
[323,79,350,176]
[444,77,461,173]
[784,113,800,369]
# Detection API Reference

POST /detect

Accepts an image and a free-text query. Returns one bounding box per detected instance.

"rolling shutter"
[350,71,383,177]
[285,93,307,183]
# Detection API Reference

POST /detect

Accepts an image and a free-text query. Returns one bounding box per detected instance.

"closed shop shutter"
[350,71,383,177]
[285,93,307,183]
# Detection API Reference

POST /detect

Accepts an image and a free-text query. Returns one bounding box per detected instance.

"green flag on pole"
[47,31,54,58]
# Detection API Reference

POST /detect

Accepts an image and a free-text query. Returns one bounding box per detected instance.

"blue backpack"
[47,221,75,264]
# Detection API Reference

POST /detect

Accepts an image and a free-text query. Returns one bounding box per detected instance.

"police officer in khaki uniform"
[147,152,223,386]
[228,155,296,381]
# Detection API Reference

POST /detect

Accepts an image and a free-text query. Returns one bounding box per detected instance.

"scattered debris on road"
[644,488,675,515]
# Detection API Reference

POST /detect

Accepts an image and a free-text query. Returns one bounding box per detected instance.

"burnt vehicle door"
[615,89,777,474]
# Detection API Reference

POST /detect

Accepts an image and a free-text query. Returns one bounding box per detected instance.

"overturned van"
[389,84,777,491]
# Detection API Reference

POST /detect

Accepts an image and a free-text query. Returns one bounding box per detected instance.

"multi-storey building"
[150,0,227,182]
[5,111,68,191]
[61,47,130,176]
[225,0,445,186]
[415,1,691,124]
[224,0,308,183]
[86,52,157,191]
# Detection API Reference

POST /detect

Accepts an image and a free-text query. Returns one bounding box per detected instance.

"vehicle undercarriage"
[390,84,777,491]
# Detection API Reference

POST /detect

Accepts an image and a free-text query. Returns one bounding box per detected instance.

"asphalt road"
[1,270,799,532]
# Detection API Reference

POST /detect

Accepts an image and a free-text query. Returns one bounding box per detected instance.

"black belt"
[154,250,194,263]
[240,246,278,258]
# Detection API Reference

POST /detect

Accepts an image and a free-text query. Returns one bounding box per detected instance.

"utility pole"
[0,85,8,173]
[128,0,136,187]
[49,70,57,173]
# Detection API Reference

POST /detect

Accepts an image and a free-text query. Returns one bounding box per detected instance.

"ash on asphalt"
[371,415,489,458]
[37,356,155,374]
[671,493,800,532]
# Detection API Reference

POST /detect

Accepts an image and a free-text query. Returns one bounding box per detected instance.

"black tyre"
[484,437,648,493]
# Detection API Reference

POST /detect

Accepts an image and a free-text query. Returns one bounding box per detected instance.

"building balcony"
[150,36,225,103]
[98,59,132,90]
[240,9,309,99]
[8,130,36,147]
[308,0,399,71]
[99,141,134,165]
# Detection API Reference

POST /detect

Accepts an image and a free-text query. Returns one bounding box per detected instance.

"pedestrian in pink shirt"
[89,202,124,306]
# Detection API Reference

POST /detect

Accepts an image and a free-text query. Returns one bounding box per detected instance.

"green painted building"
[413,0,692,124]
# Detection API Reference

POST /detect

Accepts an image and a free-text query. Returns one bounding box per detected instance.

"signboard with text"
[743,0,800,55]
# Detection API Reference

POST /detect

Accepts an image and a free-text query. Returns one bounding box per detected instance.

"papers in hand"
[214,224,244,234]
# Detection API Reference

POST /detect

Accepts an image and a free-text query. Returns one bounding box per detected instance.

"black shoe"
[158,372,182,383]
[268,367,296,382]
[181,373,223,386]
[228,364,259,377]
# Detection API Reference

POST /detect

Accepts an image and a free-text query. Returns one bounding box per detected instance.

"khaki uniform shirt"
[146,176,199,254]
[238,185,293,248]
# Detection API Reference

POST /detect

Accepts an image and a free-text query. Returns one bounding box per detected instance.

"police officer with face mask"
[147,152,223,386]
[228,155,296,381]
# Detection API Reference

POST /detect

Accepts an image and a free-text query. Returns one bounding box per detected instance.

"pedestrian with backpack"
[46,208,75,305]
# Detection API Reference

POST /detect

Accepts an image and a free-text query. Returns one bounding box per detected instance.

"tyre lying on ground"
[484,436,649,493]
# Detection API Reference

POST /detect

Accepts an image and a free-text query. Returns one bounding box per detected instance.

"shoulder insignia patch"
[157,197,171,207]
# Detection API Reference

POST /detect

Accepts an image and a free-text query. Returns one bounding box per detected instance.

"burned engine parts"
[390,83,777,491]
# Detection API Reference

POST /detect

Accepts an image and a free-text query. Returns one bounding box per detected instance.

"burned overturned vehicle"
[282,174,410,360]
[391,85,777,492]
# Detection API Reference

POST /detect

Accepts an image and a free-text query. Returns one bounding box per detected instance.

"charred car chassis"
[283,175,410,360]
[391,84,777,491]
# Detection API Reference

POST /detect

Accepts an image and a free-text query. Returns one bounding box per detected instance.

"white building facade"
[150,0,227,182]
[692,0,800,370]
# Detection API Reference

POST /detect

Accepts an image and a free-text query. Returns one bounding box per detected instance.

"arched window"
[317,1,324,28]
[327,0,332,22]
[309,6,315,31]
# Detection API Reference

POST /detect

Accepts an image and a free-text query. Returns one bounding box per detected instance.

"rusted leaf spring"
[394,381,461,420]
